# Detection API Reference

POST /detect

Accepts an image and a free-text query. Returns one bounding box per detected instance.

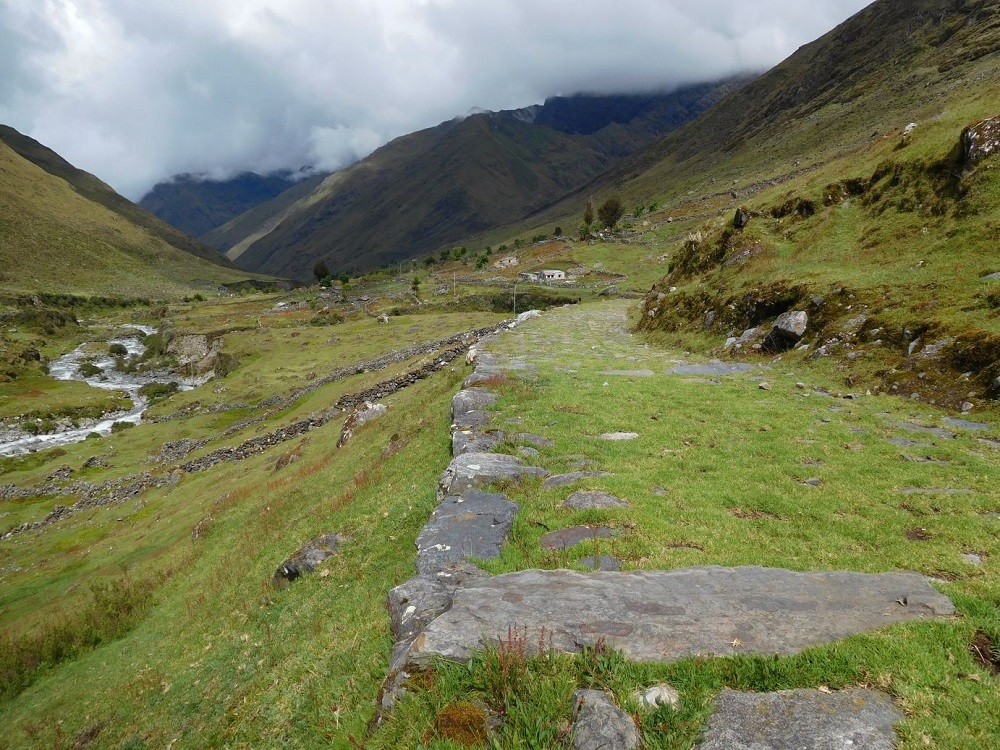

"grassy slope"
[0,141,273,298]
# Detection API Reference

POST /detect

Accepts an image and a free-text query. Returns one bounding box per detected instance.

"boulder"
[762,311,808,352]
[571,690,640,750]
[272,533,345,586]
[452,429,504,456]
[963,115,1000,168]
[733,207,751,229]
[337,401,388,447]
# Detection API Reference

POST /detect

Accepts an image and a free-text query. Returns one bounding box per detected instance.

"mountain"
[211,81,747,280]
[139,170,323,239]
[0,125,280,297]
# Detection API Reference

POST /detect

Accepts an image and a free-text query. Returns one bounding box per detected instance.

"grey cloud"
[0,0,873,200]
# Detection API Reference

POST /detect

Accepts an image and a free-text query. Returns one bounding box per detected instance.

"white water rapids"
[0,325,195,457]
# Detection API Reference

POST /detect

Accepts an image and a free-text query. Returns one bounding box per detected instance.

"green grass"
[371,301,1000,749]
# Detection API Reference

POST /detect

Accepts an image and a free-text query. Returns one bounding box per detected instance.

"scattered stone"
[886,437,933,448]
[46,466,73,481]
[800,478,822,487]
[562,490,629,510]
[762,311,808,353]
[540,525,616,550]
[724,327,763,352]
[438,452,547,498]
[699,688,904,750]
[962,552,984,567]
[961,402,975,414]
[514,433,555,449]
[578,555,622,571]
[82,456,110,469]
[902,455,950,465]
[407,567,955,665]
[943,416,990,431]
[978,438,1000,449]
[416,490,519,574]
[337,401,388,448]
[633,684,680,712]
[387,562,490,641]
[758,382,772,391]
[890,422,956,440]
[963,115,1000,168]
[517,446,540,458]
[598,432,639,441]
[273,533,346,586]
[544,471,614,490]
[571,690,640,750]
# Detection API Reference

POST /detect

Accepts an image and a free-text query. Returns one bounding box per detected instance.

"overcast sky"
[0,0,873,200]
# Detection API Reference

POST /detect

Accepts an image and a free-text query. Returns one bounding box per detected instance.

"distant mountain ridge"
[139,169,323,239]
[207,80,749,280]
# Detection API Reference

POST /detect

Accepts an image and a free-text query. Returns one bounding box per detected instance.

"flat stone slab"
[890,422,956,440]
[543,471,614,489]
[514,433,555,448]
[438,452,547,498]
[272,533,346,587]
[452,388,498,420]
[406,567,955,665]
[699,688,904,750]
[943,416,990,431]
[579,555,623,571]
[387,562,490,641]
[666,363,753,376]
[599,369,655,377]
[452,429,503,456]
[886,437,933,448]
[562,490,630,510]
[599,432,640,441]
[416,490,519,574]
[540,525,617,550]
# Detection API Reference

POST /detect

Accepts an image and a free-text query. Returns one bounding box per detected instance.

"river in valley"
[0,325,196,457]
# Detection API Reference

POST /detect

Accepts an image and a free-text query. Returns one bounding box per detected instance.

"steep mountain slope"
[139,170,323,239]
[215,82,745,280]
[0,127,278,297]
[0,126,232,269]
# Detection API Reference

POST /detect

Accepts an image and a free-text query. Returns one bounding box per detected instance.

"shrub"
[108,343,128,357]
[78,362,102,378]
[137,382,179,401]
[110,421,135,433]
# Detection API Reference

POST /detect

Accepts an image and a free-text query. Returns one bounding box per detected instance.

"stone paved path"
[377,302,970,746]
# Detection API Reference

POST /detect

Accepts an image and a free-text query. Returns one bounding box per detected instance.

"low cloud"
[0,0,873,199]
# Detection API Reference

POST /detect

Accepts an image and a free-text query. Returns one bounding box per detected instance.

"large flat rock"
[415,490,519,574]
[699,688,904,750]
[438,452,547,498]
[406,566,954,665]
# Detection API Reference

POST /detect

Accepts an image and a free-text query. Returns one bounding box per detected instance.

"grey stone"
[337,401,388,447]
[886,437,933,448]
[667,363,753,376]
[978,438,1000,449]
[943,416,990,431]
[599,432,639,441]
[544,471,614,490]
[438,452,547,498]
[890,422,956,440]
[406,567,955,665]
[762,311,808,353]
[452,429,503,456]
[579,555,622,571]
[452,388,498,423]
[273,533,346,586]
[562,490,630,510]
[514,433,555,448]
[902,455,950,465]
[387,562,490,641]
[733,207,751,229]
[699,688,904,750]
[964,116,1000,167]
[416,490,519,574]
[517,446,540,458]
[540,525,617,550]
[963,553,983,566]
[572,690,639,750]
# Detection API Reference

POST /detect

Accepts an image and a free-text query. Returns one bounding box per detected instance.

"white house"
[540,269,566,281]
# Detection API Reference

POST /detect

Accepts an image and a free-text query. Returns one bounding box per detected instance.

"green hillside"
[0,129,280,298]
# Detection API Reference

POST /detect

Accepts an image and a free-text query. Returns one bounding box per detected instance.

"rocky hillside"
[211,82,746,281]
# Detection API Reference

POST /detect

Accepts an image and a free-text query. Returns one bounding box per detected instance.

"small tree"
[597,196,624,230]
[583,200,594,227]
[338,273,349,286]
[411,275,421,298]
[313,259,330,282]
[553,226,562,237]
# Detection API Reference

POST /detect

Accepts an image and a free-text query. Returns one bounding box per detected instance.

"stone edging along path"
[374,307,958,746]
